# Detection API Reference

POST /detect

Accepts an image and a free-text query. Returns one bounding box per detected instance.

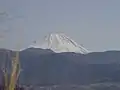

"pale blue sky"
[0,0,120,52]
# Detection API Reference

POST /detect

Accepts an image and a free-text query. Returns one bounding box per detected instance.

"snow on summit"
[29,33,89,54]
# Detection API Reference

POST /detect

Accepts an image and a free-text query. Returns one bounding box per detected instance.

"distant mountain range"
[0,48,120,86]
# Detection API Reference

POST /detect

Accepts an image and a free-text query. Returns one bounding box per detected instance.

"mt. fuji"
[29,33,89,54]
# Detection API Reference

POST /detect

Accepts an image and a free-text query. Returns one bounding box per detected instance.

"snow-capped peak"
[29,33,89,54]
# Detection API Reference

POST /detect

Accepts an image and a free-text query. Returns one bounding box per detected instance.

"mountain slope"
[0,48,120,86]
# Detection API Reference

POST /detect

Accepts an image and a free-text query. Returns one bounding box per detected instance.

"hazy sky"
[0,0,120,52]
